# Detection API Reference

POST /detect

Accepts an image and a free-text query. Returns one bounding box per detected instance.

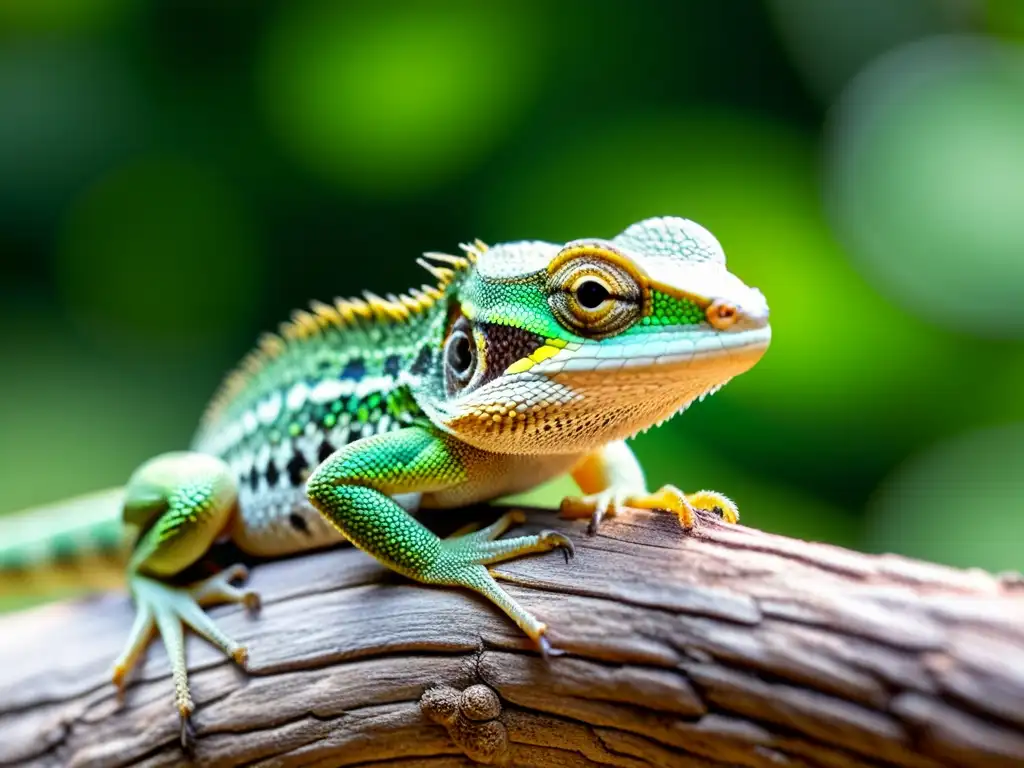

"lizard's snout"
[705,287,769,333]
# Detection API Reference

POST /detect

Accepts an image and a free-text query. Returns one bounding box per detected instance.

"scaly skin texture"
[6,217,771,751]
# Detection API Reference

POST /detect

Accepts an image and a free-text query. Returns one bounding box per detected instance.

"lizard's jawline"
[626,380,730,440]
[533,325,771,376]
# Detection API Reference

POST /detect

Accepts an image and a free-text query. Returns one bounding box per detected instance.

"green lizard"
[0,216,770,748]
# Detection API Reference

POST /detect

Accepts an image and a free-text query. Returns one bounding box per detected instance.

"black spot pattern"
[479,323,546,385]
[384,354,401,378]
[318,439,336,463]
[265,459,279,488]
[410,344,433,375]
[289,512,311,535]
[287,451,310,486]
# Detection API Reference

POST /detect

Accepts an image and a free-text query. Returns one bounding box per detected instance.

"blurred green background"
[1,0,1023,575]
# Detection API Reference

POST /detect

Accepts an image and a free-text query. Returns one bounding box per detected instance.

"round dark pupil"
[576,280,610,309]
[449,332,473,373]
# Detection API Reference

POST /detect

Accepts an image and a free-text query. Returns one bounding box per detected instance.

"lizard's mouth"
[444,325,771,455]
[532,324,771,378]
[542,324,772,439]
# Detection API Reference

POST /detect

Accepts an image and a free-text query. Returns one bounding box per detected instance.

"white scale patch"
[397,369,421,388]
[254,443,272,479]
[285,381,309,412]
[310,378,352,404]
[355,374,393,399]
[257,391,283,425]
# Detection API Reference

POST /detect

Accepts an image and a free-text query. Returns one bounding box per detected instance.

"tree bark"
[1,507,1022,768]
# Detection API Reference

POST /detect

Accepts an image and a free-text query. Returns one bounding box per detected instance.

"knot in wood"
[421,683,508,765]
[461,684,502,721]
[420,684,460,726]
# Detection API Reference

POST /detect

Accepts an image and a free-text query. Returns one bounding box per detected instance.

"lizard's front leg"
[113,452,259,752]
[560,439,739,533]
[306,426,573,654]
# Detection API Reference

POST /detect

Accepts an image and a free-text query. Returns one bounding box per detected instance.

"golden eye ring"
[547,252,644,338]
[707,300,738,330]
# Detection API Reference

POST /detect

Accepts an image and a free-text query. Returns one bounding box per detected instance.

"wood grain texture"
[1,507,1022,768]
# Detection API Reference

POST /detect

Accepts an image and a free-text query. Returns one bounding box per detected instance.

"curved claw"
[537,634,566,661]
[180,714,197,756]
[560,488,630,535]
[540,530,575,563]
[180,716,197,757]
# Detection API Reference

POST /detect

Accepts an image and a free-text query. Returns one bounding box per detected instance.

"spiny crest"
[277,240,482,343]
[201,241,485,426]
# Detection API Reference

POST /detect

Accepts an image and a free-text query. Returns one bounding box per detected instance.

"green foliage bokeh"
[1,0,1022,585]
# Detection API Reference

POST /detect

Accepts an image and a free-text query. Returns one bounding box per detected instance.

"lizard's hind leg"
[113,452,258,751]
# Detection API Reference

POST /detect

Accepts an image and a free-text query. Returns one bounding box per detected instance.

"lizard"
[0,216,771,749]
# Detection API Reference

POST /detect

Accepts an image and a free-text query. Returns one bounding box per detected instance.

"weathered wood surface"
[1,507,1023,767]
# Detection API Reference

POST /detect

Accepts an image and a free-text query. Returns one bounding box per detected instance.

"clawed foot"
[560,487,634,535]
[561,485,739,534]
[112,564,260,752]
[538,529,575,563]
[428,511,574,663]
[686,489,739,524]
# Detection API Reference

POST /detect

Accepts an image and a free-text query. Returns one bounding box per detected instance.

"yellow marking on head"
[528,344,561,364]
[503,342,564,375]
[505,357,535,374]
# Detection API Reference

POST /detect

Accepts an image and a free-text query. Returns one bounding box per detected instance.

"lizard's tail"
[0,487,129,604]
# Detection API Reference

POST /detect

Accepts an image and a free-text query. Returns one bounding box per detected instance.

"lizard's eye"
[574,278,611,310]
[547,255,643,339]
[444,316,478,394]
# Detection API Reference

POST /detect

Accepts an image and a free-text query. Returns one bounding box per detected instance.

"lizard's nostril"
[706,300,738,330]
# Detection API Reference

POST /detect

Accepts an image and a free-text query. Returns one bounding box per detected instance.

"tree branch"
[1,507,1022,767]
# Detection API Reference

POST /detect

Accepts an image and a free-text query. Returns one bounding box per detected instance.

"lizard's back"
[192,276,453,557]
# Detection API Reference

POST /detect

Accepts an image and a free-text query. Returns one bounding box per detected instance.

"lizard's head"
[411,216,770,454]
